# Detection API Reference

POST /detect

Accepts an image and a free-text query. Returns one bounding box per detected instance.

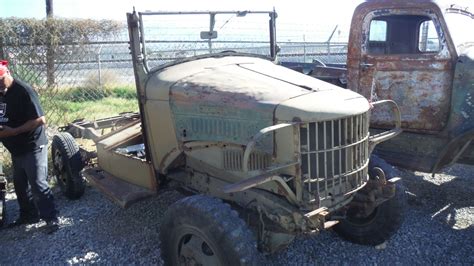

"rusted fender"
[433,44,474,171]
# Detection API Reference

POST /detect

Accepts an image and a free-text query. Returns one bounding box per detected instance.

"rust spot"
[277,184,290,197]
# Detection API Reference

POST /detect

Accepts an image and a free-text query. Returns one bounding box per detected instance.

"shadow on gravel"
[401,164,474,232]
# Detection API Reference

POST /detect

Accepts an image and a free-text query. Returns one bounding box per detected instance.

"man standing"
[0,60,59,234]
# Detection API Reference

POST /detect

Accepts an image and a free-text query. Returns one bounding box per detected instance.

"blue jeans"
[12,145,57,221]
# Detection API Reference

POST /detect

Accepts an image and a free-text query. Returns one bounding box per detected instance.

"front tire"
[160,195,259,266]
[334,155,405,245]
[52,132,85,199]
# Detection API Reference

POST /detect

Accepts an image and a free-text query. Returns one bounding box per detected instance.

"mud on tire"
[334,155,405,245]
[52,132,85,199]
[160,195,260,266]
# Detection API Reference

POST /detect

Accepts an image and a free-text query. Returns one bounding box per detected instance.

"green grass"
[46,96,139,125]
[54,86,137,102]
[42,86,139,125]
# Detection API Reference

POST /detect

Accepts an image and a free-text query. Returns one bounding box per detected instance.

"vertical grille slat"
[338,119,342,176]
[301,112,370,202]
[315,122,320,192]
[305,125,311,192]
[223,149,270,171]
[323,121,328,198]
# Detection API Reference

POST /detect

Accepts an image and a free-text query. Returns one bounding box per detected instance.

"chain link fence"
[279,41,348,65]
[3,39,348,110]
[2,40,137,128]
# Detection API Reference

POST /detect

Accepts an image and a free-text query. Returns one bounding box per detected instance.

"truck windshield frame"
[136,11,278,71]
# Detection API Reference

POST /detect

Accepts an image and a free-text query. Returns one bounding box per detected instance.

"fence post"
[303,34,306,63]
[97,44,103,89]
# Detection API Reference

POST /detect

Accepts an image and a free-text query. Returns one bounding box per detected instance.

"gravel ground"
[0,163,473,265]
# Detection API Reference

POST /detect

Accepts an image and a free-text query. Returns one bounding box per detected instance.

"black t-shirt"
[0,79,47,156]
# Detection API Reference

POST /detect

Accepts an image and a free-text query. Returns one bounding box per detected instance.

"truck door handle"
[360,62,374,70]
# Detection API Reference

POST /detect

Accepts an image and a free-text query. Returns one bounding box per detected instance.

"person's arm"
[0,116,45,138]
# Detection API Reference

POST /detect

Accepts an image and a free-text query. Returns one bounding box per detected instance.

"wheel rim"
[176,228,220,266]
[52,149,67,187]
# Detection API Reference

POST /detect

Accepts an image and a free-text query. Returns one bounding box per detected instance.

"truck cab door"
[354,10,454,133]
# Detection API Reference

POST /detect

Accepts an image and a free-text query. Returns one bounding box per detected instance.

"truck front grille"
[300,112,369,202]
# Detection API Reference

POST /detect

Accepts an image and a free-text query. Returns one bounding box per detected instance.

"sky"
[0,0,362,42]
[0,0,361,22]
[1,0,472,42]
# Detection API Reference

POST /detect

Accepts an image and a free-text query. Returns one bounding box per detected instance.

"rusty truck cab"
[347,0,474,173]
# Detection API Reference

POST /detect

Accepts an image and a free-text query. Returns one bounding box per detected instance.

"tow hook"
[347,167,401,217]
[304,207,340,231]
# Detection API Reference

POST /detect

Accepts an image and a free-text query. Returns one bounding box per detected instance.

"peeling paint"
[361,68,452,131]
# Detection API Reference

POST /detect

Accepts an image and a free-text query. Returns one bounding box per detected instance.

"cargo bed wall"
[96,122,157,190]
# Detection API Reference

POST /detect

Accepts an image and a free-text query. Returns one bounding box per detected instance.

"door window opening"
[367,15,441,55]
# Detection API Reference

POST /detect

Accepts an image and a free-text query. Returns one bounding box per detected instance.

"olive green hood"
[146,55,369,145]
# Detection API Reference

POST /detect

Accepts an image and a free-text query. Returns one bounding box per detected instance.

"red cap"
[0,60,9,77]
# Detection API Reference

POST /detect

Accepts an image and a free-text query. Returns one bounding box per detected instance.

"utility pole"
[46,0,55,88]
[46,0,53,17]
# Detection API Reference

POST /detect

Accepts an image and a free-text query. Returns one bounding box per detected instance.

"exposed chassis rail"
[59,112,141,142]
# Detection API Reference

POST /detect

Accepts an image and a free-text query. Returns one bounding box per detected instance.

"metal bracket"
[369,99,403,153]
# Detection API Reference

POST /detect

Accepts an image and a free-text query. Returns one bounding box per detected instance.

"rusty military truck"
[283,0,474,175]
[52,10,403,264]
